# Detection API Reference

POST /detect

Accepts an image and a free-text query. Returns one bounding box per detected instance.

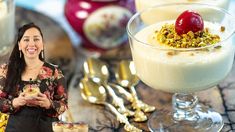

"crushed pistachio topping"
[167,51,178,56]
[154,24,221,48]
[215,45,222,49]
[220,26,225,32]
[189,52,194,56]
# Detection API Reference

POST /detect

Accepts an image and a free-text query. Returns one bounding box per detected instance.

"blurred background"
[15,0,235,48]
[16,0,80,46]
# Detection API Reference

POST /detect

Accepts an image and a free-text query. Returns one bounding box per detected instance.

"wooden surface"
[68,44,235,132]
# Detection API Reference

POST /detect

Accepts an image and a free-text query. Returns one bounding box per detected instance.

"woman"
[0,23,67,132]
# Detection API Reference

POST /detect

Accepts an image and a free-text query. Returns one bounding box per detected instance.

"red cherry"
[175,10,204,35]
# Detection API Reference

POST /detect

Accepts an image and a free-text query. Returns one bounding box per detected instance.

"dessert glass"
[127,3,235,131]
[0,0,15,58]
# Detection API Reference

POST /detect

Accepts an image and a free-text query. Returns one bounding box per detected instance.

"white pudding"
[135,0,230,25]
[135,0,230,12]
[131,21,235,93]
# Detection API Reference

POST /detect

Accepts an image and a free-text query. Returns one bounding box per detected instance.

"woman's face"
[18,27,43,60]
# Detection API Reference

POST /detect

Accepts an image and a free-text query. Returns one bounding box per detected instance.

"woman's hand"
[35,93,51,109]
[12,93,27,108]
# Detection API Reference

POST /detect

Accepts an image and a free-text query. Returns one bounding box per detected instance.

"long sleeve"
[46,67,68,117]
[0,64,17,114]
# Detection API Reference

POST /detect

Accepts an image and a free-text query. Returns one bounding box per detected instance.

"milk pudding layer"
[132,21,234,93]
[136,0,230,12]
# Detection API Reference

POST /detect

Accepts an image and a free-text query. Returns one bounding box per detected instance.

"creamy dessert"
[136,0,230,12]
[131,10,235,93]
[135,0,230,25]
[52,122,88,132]
[0,1,14,54]
[52,122,64,132]
[23,84,41,106]
[23,84,40,98]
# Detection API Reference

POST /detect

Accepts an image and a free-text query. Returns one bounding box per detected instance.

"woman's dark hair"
[4,23,44,95]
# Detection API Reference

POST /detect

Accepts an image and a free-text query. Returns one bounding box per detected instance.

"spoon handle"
[130,86,139,100]
[104,102,129,124]
[108,84,150,121]
[105,84,135,117]
[104,102,142,132]
[109,83,133,102]
[130,86,156,113]
[105,85,131,113]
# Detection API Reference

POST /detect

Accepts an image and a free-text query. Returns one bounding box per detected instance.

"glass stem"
[172,93,199,122]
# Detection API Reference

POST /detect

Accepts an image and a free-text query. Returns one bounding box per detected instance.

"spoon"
[115,60,156,113]
[83,58,147,122]
[83,58,134,117]
[79,77,142,132]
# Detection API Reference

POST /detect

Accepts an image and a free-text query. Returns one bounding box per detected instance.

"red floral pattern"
[0,62,68,117]
[38,66,53,80]
[57,85,64,96]
[0,91,7,98]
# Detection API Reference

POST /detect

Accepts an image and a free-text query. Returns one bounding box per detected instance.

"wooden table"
[68,43,235,132]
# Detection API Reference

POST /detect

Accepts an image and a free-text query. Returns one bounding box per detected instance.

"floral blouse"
[0,62,68,117]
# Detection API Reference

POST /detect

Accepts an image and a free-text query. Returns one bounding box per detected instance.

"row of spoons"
[79,58,156,132]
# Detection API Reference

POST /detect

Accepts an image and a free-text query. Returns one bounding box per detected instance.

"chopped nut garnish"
[167,51,178,56]
[167,51,174,56]
[215,45,222,49]
[189,53,194,56]
[220,26,225,32]
[154,24,221,48]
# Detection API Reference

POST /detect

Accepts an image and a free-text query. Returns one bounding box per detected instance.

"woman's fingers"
[35,93,48,102]
[13,97,27,108]
[19,92,26,97]
[37,92,46,97]
[37,97,51,109]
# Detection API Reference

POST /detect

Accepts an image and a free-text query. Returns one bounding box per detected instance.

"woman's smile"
[27,47,37,54]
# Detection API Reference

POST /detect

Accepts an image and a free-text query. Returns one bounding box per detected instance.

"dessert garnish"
[23,84,40,98]
[167,51,178,56]
[153,10,222,48]
[220,26,225,32]
[175,10,204,35]
[67,123,73,129]
[29,88,33,92]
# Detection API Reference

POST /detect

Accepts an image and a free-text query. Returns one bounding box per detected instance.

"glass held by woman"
[0,23,68,132]
[127,3,235,131]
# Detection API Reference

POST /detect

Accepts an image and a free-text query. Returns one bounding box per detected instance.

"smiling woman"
[0,23,68,132]
[19,25,44,61]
